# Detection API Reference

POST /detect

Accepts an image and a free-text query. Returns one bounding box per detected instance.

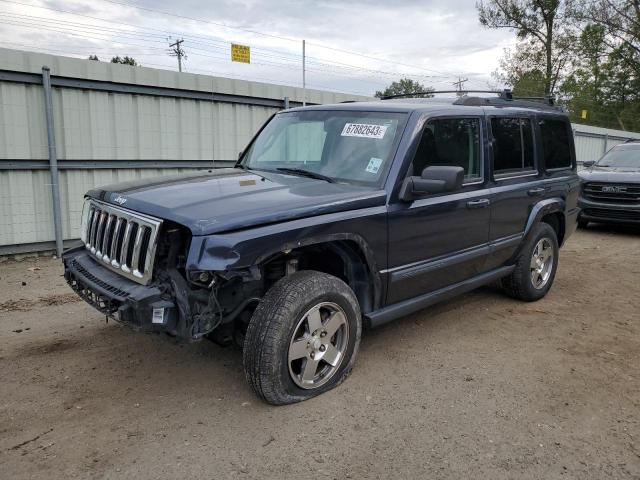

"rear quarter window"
[539,118,572,169]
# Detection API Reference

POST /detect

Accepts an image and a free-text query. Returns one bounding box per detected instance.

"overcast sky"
[0,0,517,96]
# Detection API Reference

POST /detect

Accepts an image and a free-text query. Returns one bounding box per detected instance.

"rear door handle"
[528,187,546,197]
[466,199,490,209]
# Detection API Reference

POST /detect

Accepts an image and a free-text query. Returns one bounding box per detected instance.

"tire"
[243,270,362,405]
[502,223,559,302]
[577,218,589,229]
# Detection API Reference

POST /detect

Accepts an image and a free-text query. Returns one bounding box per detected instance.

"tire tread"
[243,271,361,405]
[502,223,559,302]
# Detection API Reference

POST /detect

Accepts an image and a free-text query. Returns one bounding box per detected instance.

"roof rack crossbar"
[380,89,507,100]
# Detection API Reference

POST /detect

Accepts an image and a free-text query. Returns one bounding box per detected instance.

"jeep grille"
[81,199,162,285]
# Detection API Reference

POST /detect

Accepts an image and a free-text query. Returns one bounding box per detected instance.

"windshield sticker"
[341,123,388,139]
[366,157,383,174]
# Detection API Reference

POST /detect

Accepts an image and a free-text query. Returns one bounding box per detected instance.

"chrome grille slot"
[82,199,162,285]
[584,182,640,204]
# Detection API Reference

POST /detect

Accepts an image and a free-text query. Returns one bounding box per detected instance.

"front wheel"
[502,223,559,302]
[243,271,361,405]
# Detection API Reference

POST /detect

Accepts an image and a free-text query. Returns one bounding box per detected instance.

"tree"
[374,78,434,98]
[477,0,575,94]
[493,40,549,96]
[110,56,138,66]
[88,55,100,61]
[569,0,640,76]
[481,0,640,131]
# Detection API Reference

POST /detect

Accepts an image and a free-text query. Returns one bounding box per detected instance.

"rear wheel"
[502,223,559,301]
[243,271,361,405]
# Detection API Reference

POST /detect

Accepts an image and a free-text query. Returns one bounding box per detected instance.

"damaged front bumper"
[63,247,179,334]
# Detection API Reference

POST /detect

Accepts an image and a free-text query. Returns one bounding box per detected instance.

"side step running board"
[366,265,515,328]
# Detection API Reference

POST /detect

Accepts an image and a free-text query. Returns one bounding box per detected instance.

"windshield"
[241,110,408,185]
[597,144,640,168]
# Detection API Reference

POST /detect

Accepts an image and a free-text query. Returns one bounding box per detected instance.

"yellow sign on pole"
[581,109,588,119]
[231,44,250,64]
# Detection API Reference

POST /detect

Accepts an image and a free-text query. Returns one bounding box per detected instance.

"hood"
[579,165,640,183]
[87,168,386,235]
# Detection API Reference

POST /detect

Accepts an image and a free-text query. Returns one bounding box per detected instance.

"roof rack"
[381,89,562,111]
[380,89,506,100]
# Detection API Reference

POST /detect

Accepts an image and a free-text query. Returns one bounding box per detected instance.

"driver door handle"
[466,198,490,209]
[528,187,546,197]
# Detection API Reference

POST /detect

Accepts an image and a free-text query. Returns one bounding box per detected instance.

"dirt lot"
[1,226,639,479]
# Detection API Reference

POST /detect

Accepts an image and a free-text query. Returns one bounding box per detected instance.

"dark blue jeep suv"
[63,91,580,404]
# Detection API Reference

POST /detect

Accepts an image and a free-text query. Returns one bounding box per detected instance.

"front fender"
[185,206,387,297]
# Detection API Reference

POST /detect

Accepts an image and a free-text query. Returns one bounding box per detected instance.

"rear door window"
[491,117,535,175]
[539,118,572,169]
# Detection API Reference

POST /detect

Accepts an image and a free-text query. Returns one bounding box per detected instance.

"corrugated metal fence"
[1,48,639,255]
[572,123,640,166]
[0,48,368,254]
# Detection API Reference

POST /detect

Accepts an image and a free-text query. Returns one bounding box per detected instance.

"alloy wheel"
[287,302,349,389]
[530,237,554,289]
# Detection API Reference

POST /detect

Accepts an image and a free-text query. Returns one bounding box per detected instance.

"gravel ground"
[1,225,639,479]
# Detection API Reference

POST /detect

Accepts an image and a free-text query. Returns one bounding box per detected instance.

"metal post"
[302,39,306,107]
[284,96,290,109]
[42,66,64,257]
[602,134,609,154]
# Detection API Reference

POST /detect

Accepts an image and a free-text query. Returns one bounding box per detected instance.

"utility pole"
[169,39,186,72]
[302,39,306,107]
[453,76,468,96]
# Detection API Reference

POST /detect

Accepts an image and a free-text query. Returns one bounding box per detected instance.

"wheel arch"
[523,198,566,246]
[255,233,382,314]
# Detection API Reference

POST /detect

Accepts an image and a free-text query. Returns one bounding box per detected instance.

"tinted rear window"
[491,117,535,174]
[540,119,572,169]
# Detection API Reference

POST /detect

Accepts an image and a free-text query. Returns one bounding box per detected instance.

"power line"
[0,9,454,83]
[0,19,390,88]
[0,2,482,84]
[96,0,469,78]
[0,16,443,87]
[100,0,300,44]
[0,0,493,95]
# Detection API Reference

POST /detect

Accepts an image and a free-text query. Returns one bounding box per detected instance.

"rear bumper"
[63,247,178,333]
[578,197,640,224]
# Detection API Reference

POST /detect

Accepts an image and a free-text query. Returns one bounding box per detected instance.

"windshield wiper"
[276,167,335,183]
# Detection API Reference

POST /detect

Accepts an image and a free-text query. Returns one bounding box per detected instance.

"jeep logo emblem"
[114,195,127,205]
[602,186,625,193]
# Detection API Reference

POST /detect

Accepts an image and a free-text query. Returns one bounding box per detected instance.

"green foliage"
[571,0,639,76]
[374,78,434,98]
[493,41,548,96]
[480,0,640,132]
[88,55,99,61]
[477,0,574,94]
[110,56,138,66]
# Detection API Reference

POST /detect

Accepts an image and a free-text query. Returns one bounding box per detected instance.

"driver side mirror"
[582,160,595,168]
[399,166,464,202]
